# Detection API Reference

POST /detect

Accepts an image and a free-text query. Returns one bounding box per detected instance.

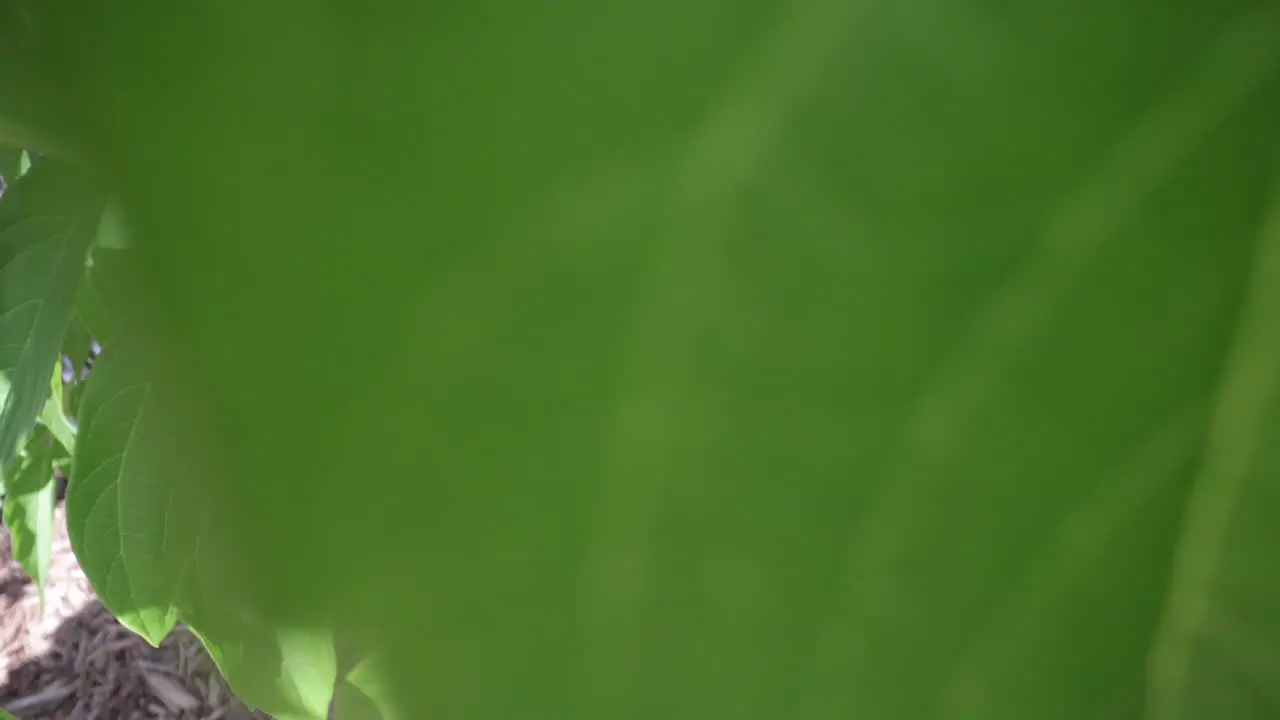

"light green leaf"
[335,656,399,720]
[1144,188,1280,717]
[76,247,133,349]
[65,328,334,716]
[94,202,132,250]
[39,360,74,454]
[65,330,203,645]
[188,611,337,720]
[0,162,103,468]
[2,425,57,602]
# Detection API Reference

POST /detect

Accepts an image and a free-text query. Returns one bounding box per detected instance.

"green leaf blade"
[65,332,191,645]
[1,425,57,600]
[1145,185,1280,718]
[187,611,337,720]
[0,163,102,467]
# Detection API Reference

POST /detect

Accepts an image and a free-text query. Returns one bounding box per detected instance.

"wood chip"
[3,679,75,713]
[144,670,200,711]
[0,505,270,719]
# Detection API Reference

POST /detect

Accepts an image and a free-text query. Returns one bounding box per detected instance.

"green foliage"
[67,328,196,644]
[339,657,399,720]
[0,144,21,184]
[0,163,101,467]
[66,328,338,716]
[2,425,57,602]
[0,0,1279,719]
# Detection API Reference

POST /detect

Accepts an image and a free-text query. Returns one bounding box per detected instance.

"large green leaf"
[0,162,103,467]
[1,424,57,600]
[24,0,1280,718]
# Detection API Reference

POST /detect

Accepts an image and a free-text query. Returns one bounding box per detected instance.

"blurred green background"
[4,0,1280,716]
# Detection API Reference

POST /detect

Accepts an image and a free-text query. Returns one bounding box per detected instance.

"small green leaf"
[2,425,57,602]
[39,361,74,454]
[0,162,103,468]
[1145,187,1280,717]
[337,656,400,720]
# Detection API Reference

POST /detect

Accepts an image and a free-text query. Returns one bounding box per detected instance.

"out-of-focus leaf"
[22,0,1280,718]
[66,327,332,716]
[0,144,20,185]
[0,162,103,467]
[2,425,57,601]
[94,202,132,249]
[335,656,399,720]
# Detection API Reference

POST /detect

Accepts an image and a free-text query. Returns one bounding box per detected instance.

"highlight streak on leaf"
[577,0,869,706]
[1145,179,1280,718]
[943,409,1202,715]
[343,655,400,720]
[801,5,1280,714]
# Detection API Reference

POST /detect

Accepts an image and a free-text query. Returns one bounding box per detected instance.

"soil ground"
[0,503,268,719]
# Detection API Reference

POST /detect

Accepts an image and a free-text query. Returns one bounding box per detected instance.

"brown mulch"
[0,504,269,720]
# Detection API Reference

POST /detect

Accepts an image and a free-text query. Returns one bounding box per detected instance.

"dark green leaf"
[94,203,132,250]
[77,247,134,349]
[0,144,20,185]
[335,657,399,720]
[0,162,103,467]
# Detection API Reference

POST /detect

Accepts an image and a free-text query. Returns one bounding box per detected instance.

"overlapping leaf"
[1,424,56,600]
[0,162,102,467]
[66,329,336,717]
[66,329,195,644]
